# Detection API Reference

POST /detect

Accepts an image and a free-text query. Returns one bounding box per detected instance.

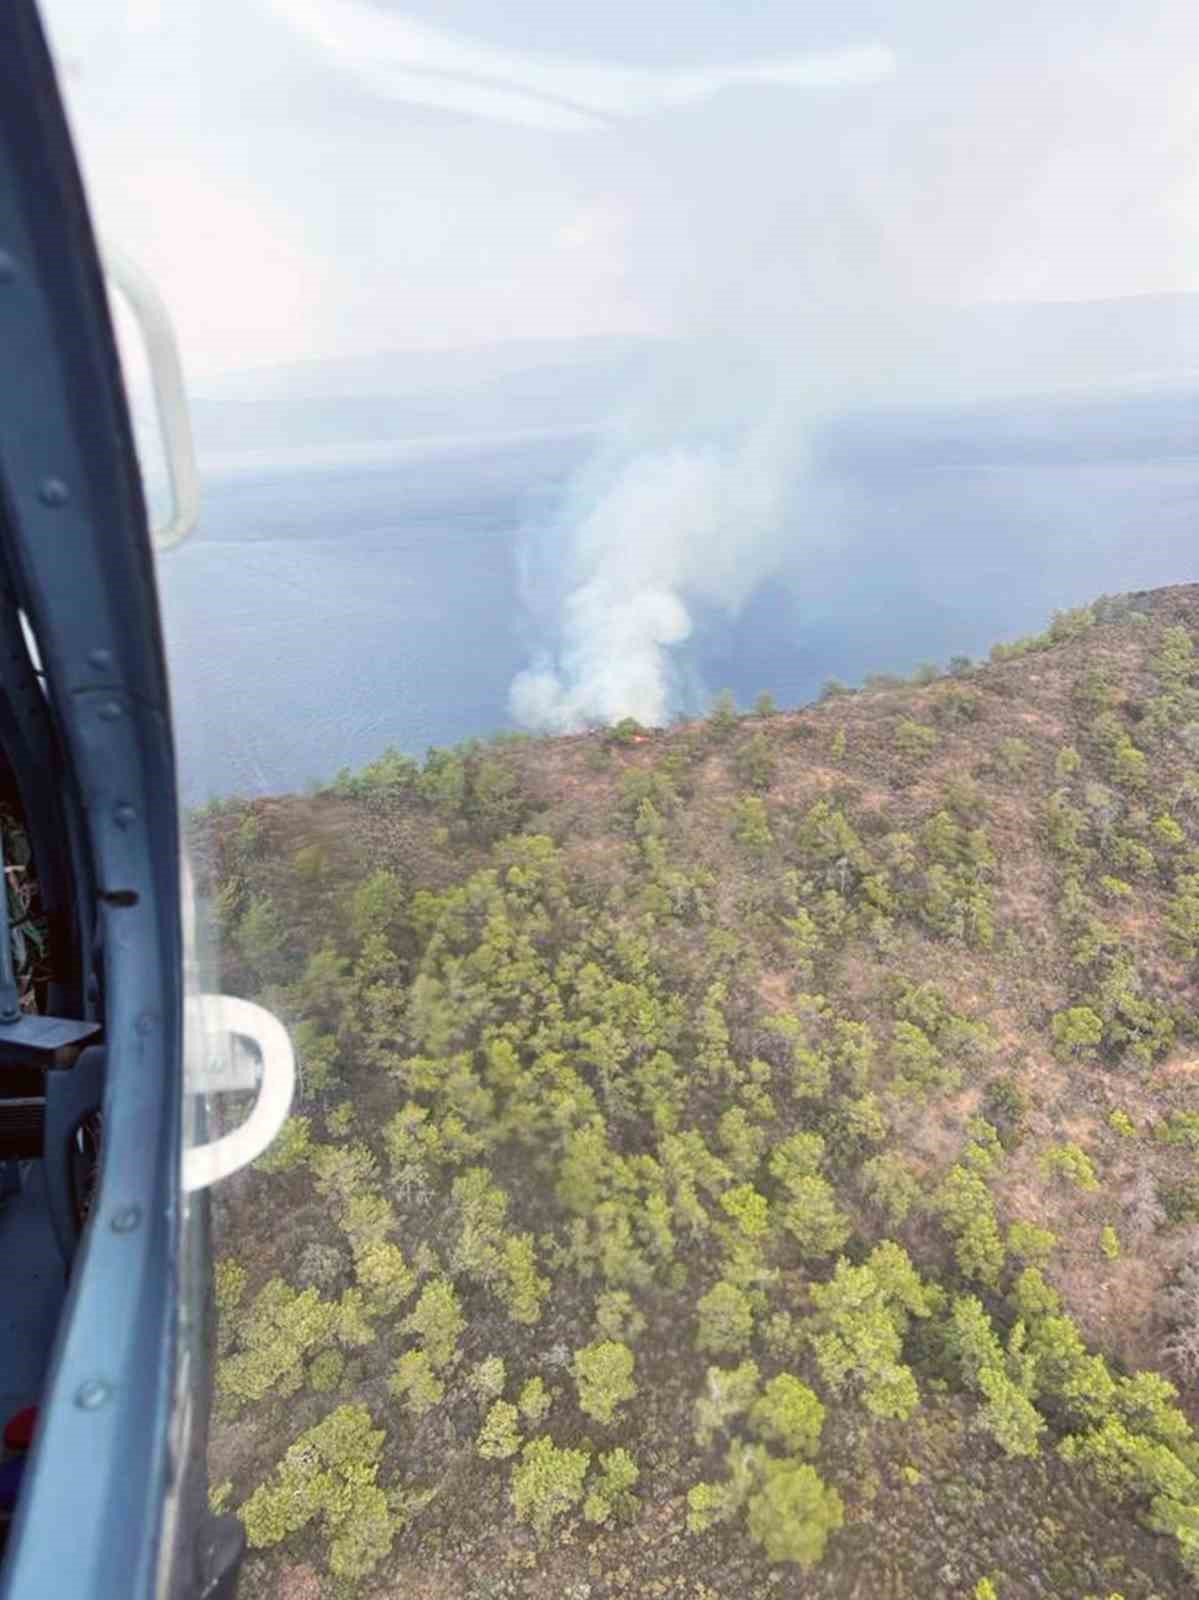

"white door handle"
[104,245,201,552]
[182,994,295,1191]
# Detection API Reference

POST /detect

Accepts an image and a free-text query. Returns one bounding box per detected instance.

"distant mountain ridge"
[187,336,656,463]
[185,295,1199,468]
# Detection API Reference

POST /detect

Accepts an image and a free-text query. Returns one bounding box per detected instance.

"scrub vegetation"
[196,584,1199,1599]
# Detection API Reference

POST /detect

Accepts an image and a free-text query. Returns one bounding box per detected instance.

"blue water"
[157,395,1199,803]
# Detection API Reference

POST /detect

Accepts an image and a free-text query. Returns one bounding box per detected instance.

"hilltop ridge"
[198,581,1199,1599]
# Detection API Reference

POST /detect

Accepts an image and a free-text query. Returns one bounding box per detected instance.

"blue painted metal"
[0,1164,62,1434]
[42,1046,106,1266]
[0,4,221,1596]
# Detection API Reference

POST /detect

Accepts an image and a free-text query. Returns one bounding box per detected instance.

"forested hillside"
[196,584,1199,1600]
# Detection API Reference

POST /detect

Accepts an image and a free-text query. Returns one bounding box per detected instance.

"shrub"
[292,1022,339,1099]
[1156,1111,1199,1151]
[718,1108,768,1178]
[860,1151,922,1224]
[402,1277,464,1370]
[709,690,739,737]
[936,1164,1005,1286]
[891,1020,956,1100]
[1051,1006,1105,1062]
[239,1404,396,1580]
[687,1478,738,1534]
[510,1437,590,1534]
[348,869,405,945]
[468,1355,506,1401]
[594,1289,646,1344]
[1161,1180,1199,1226]
[1151,624,1196,686]
[1006,1220,1058,1267]
[1153,814,1186,849]
[779,1175,851,1259]
[229,807,264,864]
[895,719,940,762]
[388,1349,444,1415]
[583,1448,639,1525]
[308,1348,345,1393]
[1055,746,1081,781]
[336,745,418,800]
[733,732,777,791]
[218,1279,340,1406]
[983,1076,1028,1149]
[325,1100,354,1137]
[293,843,327,881]
[807,1243,933,1419]
[518,1376,552,1425]
[607,716,645,746]
[747,1373,825,1457]
[745,1459,844,1568]
[1166,873,1199,959]
[933,687,982,728]
[236,895,287,985]
[573,1340,636,1424]
[353,1239,414,1317]
[417,747,468,815]
[1098,875,1132,901]
[733,796,773,853]
[497,1234,550,1325]
[996,737,1032,777]
[720,1183,771,1239]
[948,1295,1045,1457]
[214,1258,247,1330]
[696,1281,755,1354]
[1041,1142,1100,1192]
[477,1400,522,1460]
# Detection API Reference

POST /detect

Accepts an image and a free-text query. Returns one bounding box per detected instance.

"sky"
[38,0,1199,383]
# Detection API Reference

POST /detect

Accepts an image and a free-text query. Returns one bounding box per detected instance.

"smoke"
[503,52,913,734]
[510,407,801,728]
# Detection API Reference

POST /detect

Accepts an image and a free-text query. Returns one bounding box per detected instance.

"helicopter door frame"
[0,5,209,1597]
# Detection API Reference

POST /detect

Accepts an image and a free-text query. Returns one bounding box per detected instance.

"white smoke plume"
[510,398,802,730]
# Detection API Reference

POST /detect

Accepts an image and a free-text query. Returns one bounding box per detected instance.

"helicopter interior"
[0,549,103,1548]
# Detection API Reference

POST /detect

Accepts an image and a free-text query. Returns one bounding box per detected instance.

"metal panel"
[0,5,191,1597]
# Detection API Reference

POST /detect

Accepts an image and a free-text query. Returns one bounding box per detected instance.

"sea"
[155,390,1199,805]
